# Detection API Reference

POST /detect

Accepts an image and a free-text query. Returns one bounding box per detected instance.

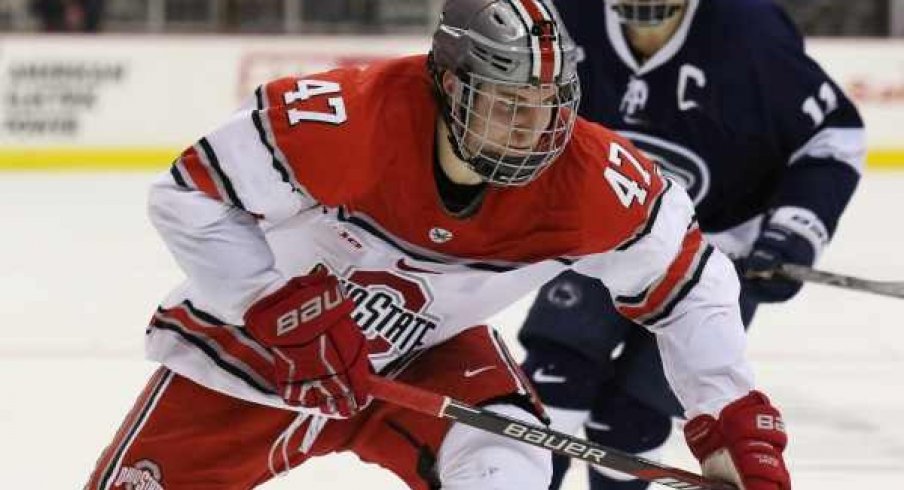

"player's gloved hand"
[244,267,372,418]
[740,207,824,303]
[684,391,790,490]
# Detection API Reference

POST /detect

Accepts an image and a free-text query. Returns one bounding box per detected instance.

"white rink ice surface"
[2,171,904,489]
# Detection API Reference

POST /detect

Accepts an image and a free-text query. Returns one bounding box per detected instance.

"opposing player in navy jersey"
[518,0,864,488]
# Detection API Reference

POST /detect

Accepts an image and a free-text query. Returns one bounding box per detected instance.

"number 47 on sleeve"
[283,79,348,126]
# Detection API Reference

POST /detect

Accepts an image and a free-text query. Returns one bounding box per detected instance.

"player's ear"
[441,71,458,96]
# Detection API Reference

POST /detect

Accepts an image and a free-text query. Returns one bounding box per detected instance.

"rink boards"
[0,35,903,170]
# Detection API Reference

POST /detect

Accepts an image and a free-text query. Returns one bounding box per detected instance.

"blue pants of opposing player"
[518,270,759,490]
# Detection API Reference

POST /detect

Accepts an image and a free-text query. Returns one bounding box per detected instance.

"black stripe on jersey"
[337,209,575,270]
[685,218,698,232]
[170,162,189,189]
[250,108,294,188]
[337,208,516,273]
[465,262,515,273]
[198,137,246,211]
[253,85,305,193]
[97,369,173,490]
[616,179,672,252]
[255,86,266,110]
[615,284,653,306]
[616,220,700,306]
[151,319,275,395]
[180,301,264,347]
[157,305,273,363]
[181,301,227,326]
[640,244,714,327]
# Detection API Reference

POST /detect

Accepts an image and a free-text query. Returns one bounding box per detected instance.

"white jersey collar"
[605,0,700,75]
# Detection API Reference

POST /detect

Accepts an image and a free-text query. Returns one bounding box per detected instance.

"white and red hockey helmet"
[606,0,687,27]
[430,0,581,186]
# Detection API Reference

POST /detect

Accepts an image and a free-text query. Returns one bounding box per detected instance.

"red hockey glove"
[244,269,372,418]
[684,391,790,490]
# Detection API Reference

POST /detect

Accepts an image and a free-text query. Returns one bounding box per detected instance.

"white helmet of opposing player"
[606,0,687,27]
[430,0,581,186]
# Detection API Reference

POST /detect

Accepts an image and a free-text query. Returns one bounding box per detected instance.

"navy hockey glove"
[244,267,372,418]
[741,207,826,303]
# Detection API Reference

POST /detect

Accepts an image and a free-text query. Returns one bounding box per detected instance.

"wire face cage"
[607,0,687,27]
[444,72,581,186]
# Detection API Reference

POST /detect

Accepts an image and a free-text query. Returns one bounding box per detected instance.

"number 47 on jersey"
[282,78,653,209]
[605,142,653,208]
[283,79,348,126]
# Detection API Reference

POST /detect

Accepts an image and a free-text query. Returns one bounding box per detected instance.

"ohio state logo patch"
[339,267,440,362]
[114,459,164,490]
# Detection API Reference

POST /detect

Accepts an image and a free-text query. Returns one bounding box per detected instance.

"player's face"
[463,82,557,159]
[438,69,579,186]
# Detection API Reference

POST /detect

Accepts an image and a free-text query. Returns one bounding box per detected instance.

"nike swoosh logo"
[532,368,567,384]
[396,258,440,274]
[464,366,496,378]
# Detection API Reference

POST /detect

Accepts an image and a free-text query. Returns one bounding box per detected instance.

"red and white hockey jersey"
[147,55,753,419]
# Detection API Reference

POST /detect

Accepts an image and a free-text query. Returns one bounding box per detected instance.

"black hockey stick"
[762,263,904,299]
[370,375,736,490]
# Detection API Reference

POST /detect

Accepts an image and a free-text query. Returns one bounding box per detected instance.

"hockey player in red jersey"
[86,0,791,489]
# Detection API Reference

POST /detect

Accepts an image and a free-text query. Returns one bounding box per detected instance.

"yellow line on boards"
[0,148,179,171]
[1,148,903,171]
[866,150,904,169]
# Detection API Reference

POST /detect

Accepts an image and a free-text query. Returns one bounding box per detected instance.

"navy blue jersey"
[556,0,864,240]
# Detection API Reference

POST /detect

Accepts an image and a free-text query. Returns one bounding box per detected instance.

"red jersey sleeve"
[569,121,714,327]
[255,68,374,206]
[561,119,672,254]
